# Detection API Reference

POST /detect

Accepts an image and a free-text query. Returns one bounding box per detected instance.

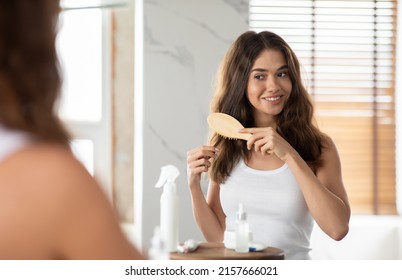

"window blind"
[249,0,396,214]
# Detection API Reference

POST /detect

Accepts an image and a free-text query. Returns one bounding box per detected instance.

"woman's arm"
[241,127,350,241]
[187,146,226,242]
[285,137,350,240]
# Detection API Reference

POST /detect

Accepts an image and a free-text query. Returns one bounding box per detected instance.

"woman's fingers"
[252,138,274,155]
[188,157,211,170]
[244,128,274,151]
[187,146,217,161]
[187,146,218,178]
[261,143,274,154]
[242,127,280,155]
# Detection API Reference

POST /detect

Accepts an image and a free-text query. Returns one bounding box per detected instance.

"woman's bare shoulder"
[0,143,97,257]
[0,142,106,223]
[320,134,340,159]
[0,143,98,205]
[0,143,142,259]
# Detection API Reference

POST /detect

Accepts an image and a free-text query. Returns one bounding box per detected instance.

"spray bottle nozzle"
[155,164,180,190]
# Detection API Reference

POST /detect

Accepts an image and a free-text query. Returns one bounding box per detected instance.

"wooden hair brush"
[207,113,252,141]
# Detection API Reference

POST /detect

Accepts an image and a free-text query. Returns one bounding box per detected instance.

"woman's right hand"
[186,146,218,187]
[186,146,225,242]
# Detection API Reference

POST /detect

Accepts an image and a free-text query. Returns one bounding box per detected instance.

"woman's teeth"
[264,96,281,101]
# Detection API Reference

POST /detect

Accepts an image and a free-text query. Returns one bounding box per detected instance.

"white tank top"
[220,158,313,259]
[0,125,32,163]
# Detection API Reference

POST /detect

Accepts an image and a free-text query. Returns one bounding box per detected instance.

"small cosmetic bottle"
[235,203,249,253]
[148,226,169,260]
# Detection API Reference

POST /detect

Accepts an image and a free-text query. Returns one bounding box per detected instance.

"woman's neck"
[245,150,285,170]
[253,114,277,129]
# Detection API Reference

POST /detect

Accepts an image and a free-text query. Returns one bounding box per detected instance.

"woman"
[187,31,350,259]
[0,0,143,259]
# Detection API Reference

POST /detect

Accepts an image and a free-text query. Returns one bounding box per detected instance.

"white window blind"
[250,0,396,214]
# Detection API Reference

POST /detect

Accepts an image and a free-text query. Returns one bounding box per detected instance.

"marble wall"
[134,0,249,250]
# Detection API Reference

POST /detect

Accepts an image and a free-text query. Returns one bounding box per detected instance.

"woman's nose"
[266,76,280,93]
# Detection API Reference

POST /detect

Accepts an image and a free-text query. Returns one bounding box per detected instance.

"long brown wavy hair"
[209,31,327,184]
[0,0,70,146]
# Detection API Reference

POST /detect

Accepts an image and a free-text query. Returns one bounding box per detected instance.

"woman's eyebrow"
[250,65,288,73]
[277,65,288,71]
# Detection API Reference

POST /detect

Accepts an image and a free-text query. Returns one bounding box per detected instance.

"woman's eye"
[254,74,265,80]
[277,72,288,78]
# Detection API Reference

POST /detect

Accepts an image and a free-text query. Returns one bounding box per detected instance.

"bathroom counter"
[170,242,285,260]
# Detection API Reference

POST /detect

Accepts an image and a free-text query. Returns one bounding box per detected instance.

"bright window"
[58,9,103,123]
[57,7,112,197]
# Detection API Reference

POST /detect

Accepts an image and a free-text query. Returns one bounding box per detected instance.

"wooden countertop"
[170,242,285,260]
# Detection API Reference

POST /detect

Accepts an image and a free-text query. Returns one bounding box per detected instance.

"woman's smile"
[247,49,292,123]
[262,95,285,104]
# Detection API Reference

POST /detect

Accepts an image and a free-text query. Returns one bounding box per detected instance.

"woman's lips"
[262,95,283,102]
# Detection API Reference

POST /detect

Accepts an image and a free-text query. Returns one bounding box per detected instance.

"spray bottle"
[155,164,180,252]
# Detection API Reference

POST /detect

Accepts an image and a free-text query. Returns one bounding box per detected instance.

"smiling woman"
[246,49,292,121]
[186,30,350,260]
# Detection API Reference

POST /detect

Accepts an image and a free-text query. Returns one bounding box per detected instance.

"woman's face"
[246,49,292,126]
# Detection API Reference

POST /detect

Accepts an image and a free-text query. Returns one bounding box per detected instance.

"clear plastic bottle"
[148,226,170,260]
[235,203,249,253]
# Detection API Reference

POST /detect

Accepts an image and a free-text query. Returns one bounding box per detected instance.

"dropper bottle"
[235,203,249,253]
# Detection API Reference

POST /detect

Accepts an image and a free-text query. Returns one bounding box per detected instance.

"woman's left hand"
[239,127,295,161]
